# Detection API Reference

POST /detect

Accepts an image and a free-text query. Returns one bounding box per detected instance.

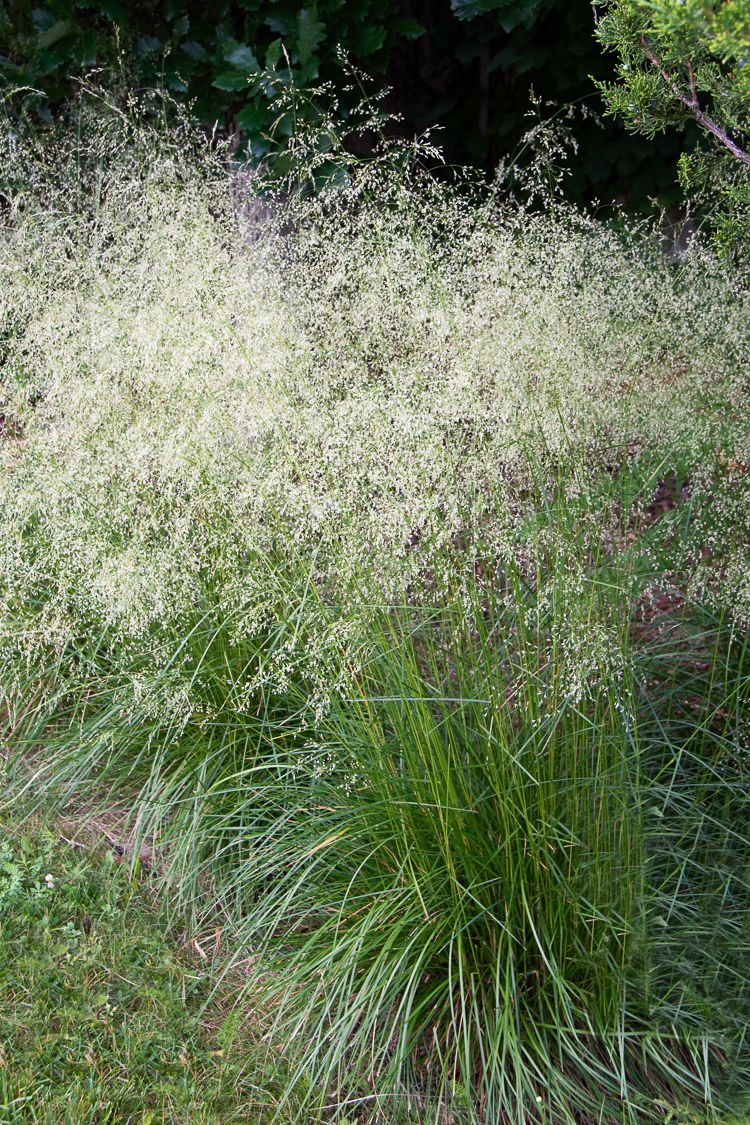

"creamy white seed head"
[1,115,749,722]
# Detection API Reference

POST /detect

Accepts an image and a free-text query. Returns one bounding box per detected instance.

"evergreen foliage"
[594,0,750,246]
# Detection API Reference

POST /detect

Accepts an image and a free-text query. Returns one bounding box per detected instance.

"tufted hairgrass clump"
[1,94,750,1122]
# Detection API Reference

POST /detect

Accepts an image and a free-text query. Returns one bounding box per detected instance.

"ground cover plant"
[1,95,750,1122]
[0,804,298,1123]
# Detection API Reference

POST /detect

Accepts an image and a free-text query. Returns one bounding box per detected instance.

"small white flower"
[44,873,54,888]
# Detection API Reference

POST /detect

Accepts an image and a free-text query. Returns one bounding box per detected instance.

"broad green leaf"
[76,0,130,24]
[37,20,73,49]
[265,15,294,36]
[180,40,209,62]
[270,109,294,137]
[36,45,73,74]
[450,0,547,28]
[297,7,325,75]
[171,13,189,37]
[136,35,162,56]
[265,38,283,69]
[392,17,427,39]
[236,101,268,130]
[355,24,386,56]
[77,29,98,66]
[212,72,251,91]
[226,45,259,70]
[31,10,56,33]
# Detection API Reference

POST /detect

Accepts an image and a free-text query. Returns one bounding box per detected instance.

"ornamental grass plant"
[1,94,749,1121]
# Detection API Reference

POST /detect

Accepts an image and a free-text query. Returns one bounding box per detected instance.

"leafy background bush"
[1,0,689,207]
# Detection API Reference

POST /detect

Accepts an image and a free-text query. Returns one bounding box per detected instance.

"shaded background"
[0,0,687,209]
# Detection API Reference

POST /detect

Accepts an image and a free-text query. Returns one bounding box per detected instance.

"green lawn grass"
[0,808,288,1125]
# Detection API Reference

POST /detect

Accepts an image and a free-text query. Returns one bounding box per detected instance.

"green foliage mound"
[1,103,750,1121]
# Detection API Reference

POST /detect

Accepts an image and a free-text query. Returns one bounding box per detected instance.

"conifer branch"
[640,35,750,165]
